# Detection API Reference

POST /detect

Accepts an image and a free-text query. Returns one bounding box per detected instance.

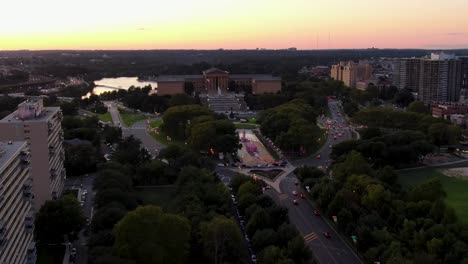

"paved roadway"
[105,102,165,155]
[63,174,96,264]
[218,99,362,264]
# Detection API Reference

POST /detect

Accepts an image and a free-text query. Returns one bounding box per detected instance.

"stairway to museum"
[199,94,248,112]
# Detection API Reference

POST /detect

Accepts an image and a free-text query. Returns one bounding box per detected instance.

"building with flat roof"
[330,61,373,88]
[393,53,465,104]
[0,98,65,207]
[0,141,36,264]
[155,68,281,95]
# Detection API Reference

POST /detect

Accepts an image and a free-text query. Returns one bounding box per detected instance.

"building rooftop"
[231,74,281,81]
[155,75,202,82]
[155,69,281,82]
[0,141,27,173]
[0,106,60,123]
[203,68,229,75]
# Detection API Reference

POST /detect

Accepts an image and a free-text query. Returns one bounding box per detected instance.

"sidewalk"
[229,165,296,193]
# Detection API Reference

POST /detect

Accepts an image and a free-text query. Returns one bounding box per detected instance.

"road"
[217,99,362,264]
[105,101,165,155]
[63,174,96,264]
[291,100,353,168]
[275,99,362,264]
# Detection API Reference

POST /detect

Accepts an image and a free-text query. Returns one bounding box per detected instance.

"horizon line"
[2,47,468,52]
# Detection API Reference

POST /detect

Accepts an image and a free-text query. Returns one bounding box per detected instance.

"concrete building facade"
[155,68,281,95]
[419,54,462,104]
[0,141,36,264]
[0,99,65,207]
[393,58,421,92]
[330,61,373,88]
[393,53,465,104]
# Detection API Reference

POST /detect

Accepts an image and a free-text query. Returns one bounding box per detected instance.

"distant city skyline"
[1,0,467,50]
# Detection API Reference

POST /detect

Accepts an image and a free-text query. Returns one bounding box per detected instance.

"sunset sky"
[1,0,467,50]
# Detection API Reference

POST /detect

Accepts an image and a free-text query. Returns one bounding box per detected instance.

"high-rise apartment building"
[0,99,65,207]
[393,53,464,104]
[393,58,421,92]
[330,61,373,88]
[0,141,36,264]
[460,57,468,99]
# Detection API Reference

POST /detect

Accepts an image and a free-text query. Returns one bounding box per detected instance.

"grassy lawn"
[119,111,147,127]
[235,123,259,129]
[399,166,468,223]
[149,130,171,145]
[150,119,163,128]
[135,186,177,212]
[37,244,65,264]
[97,112,112,123]
[247,117,257,124]
[250,169,284,180]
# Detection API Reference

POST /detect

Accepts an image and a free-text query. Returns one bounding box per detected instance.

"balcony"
[25,212,35,232]
[20,150,31,157]
[23,178,33,200]
[0,238,7,250]
[26,242,37,264]
[50,169,57,179]
[0,221,6,239]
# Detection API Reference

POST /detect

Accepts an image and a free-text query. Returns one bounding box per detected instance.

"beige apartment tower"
[0,99,65,207]
[330,61,372,88]
[0,141,36,264]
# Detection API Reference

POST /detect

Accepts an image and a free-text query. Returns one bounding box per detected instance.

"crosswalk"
[278,193,288,200]
[304,232,318,243]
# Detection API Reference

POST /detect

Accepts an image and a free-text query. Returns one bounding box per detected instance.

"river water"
[85,77,158,97]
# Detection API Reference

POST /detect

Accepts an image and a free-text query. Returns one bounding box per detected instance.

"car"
[313,210,321,216]
[300,193,305,199]
[80,201,84,207]
[71,247,77,256]
[292,191,298,196]
[333,136,337,140]
[251,255,257,263]
[293,199,299,205]
[324,232,332,238]
[316,154,321,159]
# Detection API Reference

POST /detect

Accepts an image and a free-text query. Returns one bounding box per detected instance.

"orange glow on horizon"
[1,0,467,50]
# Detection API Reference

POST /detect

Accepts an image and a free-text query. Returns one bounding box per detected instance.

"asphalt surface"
[105,102,165,156]
[218,99,362,264]
[63,174,96,264]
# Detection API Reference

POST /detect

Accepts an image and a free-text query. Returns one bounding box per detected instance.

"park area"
[135,186,177,213]
[398,162,468,223]
[148,119,171,145]
[237,129,277,166]
[119,110,147,127]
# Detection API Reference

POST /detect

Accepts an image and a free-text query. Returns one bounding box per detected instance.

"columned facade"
[156,68,281,96]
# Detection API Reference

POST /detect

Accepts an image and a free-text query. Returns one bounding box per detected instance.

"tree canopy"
[113,206,191,264]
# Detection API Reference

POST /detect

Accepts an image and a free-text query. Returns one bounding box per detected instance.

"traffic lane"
[124,127,165,155]
[276,190,342,263]
[267,178,347,263]
[280,179,362,264]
